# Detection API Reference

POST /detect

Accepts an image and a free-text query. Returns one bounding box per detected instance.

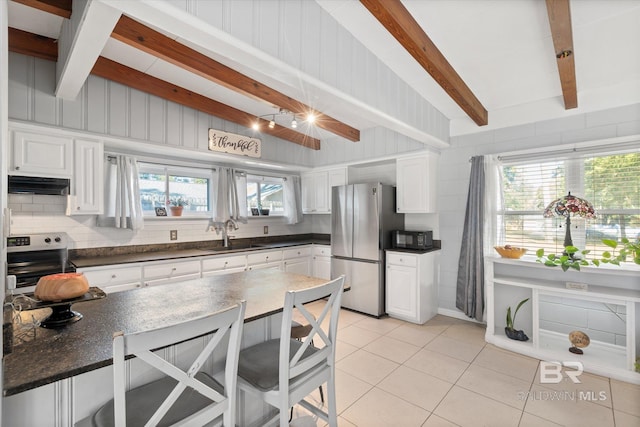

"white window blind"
[498,152,640,256]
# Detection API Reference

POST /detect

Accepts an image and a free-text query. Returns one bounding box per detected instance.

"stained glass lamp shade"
[543,192,596,248]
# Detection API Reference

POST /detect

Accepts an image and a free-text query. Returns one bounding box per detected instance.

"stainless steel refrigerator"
[331,183,404,316]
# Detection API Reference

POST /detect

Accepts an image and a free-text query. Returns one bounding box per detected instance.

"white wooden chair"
[77,300,245,427]
[237,276,345,427]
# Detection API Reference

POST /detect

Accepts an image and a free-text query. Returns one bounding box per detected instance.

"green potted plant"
[168,197,189,216]
[505,298,529,341]
[536,237,640,271]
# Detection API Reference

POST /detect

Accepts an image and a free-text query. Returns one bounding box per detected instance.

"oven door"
[7,249,76,291]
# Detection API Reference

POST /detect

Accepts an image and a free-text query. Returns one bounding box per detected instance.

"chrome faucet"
[222,218,238,248]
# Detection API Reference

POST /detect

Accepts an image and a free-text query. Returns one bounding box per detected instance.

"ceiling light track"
[252,108,315,131]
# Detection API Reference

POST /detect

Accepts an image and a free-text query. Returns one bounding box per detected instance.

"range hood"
[8,176,70,196]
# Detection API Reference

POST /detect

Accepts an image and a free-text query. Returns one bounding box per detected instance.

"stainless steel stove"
[6,232,75,293]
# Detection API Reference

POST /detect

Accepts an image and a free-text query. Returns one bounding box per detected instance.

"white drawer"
[386,252,417,267]
[202,255,247,271]
[247,250,282,265]
[283,246,311,259]
[143,260,201,280]
[80,265,142,286]
[312,245,331,257]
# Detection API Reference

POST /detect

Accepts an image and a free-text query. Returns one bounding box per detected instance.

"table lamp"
[543,192,596,249]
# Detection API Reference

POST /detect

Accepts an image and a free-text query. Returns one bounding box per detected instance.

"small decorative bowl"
[494,245,527,259]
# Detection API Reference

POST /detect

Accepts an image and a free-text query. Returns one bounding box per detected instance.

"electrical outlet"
[170,230,178,240]
[264,225,269,234]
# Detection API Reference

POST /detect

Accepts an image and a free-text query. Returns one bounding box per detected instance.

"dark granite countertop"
[3,269,328,396]
[71,235,331,268]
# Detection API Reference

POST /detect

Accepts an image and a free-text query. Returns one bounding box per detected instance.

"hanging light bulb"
[306,113,316,124]
[252,121,260,131]
[268,115,275,129]
[291,115,297,128]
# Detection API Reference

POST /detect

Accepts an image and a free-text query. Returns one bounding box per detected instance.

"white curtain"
[97,155,144,231]
[283,175,303,225]
[212,167,247,224]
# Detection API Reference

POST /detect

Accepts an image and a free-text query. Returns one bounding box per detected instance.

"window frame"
[138,162,215,218]
[246,173,285,217]
[496,149,640,257]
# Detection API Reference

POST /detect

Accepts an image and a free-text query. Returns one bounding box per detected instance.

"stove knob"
[44,237,51,243]
[55,236,61,243]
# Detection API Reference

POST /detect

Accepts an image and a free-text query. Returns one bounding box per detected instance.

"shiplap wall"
[164,0,449,146]
[438,103,640,313]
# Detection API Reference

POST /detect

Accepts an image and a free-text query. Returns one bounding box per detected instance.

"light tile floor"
[289,303,640,427]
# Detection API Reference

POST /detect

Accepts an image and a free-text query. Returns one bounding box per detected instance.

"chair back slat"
[112,301,246,427]
[280,276,344,395]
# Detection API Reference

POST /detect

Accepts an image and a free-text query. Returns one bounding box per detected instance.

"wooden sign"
[208,129,261,158]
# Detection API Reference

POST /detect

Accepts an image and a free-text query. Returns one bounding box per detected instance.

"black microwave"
[391,230,433,250]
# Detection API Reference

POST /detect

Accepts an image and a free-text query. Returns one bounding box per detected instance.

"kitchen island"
[3,269,329,426]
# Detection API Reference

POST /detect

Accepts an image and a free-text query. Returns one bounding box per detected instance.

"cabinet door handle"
[171,267,177,271]
[15,166,20,170]
[111,274,117,279]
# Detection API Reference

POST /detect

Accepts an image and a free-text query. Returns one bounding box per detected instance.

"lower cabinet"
[246,250,283,271]
[78,263,142,294]
[142,259,201,287]
[283,246,312,276]
[385,250,438,324]
[312,245,331,280]
[201,254,247,277]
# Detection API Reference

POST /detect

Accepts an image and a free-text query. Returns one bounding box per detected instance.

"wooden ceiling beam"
[111,15,359,142]
[545,0,578,109]
[360,0,488,126]
[91,57,320,150]
[8,27,58,61]
[11,0,72,19]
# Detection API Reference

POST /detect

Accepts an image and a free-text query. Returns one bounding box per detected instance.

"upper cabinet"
[396,153,439,213]
[71,139,104,215]
[10,128,104,215]
[301,167,347,214]
[12,131,73,178]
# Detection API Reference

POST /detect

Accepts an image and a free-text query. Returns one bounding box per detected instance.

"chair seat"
[89,372,223,427]
[238,338,318,392]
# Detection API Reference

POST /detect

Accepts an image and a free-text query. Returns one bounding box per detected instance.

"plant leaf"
[570,263,580,271]
[548,254,556,261]
[561,263,569,272]
[506,306,512,329]
[544,260,557,267]
[536,248,545,257]
[592,259,600,266]
[602,251,611,259]
[602,239,618,249]
[565,246,579,254]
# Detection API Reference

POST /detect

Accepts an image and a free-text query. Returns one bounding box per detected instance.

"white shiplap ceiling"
[7,0,640,143]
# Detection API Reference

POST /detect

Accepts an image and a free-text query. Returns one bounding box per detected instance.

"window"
[498,152,640,257]
[246,174,284,216]
[139,163,213,215]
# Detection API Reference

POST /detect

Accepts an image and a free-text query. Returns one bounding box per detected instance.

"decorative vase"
[505,327,529,341]
[169,206,184,216]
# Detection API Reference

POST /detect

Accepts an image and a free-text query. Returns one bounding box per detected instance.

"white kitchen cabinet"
[142,259,201,287]
[78,263,142,294]
[11,131,73,178]
[301,167,347,214]
[312,244,331,280]
[201,254,247,277]
[396,154,438,213]
[70,139,104,215]
[246,250,283,271]
[283,246,312,275]
[386,250,438,324]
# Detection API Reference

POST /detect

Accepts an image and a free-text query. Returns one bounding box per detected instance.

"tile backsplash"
[8,194,314,249]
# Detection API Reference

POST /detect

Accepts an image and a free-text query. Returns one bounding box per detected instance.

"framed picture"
[155,207,167,216]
